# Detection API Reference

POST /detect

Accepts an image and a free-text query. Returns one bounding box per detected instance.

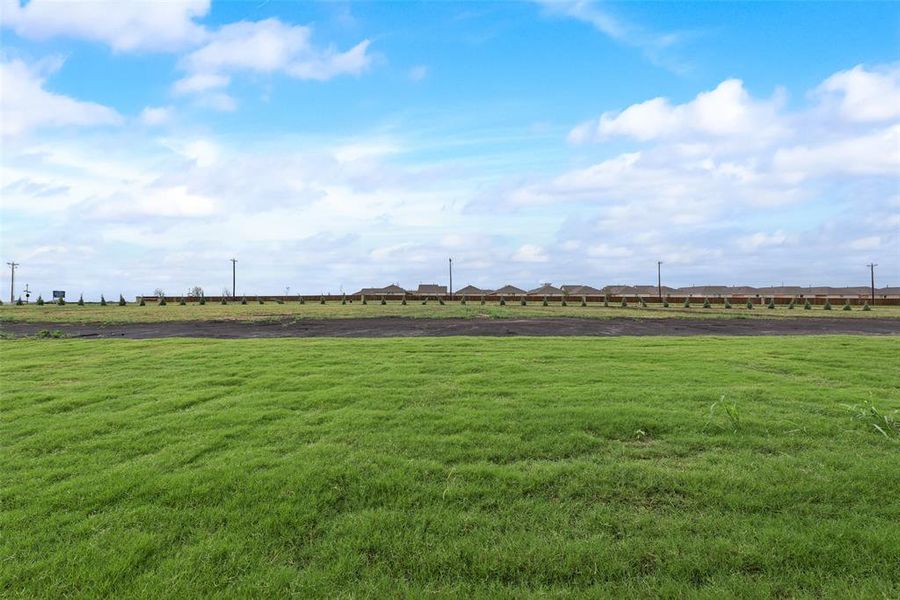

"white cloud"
[512,244,548,263]
[816,64,900,123]
[139,106,173,126]
[738,231,788,251]
[848,236,881,251]
[0,0,210,52]
[175,18,372,99]
[408,65,429,82]
[0,58,122,136]
[534,0,686,72]
[774,125,900,179]
[572,79,785,143]
[172,73,230,95]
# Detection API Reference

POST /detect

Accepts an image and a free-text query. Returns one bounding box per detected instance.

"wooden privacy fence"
[141,294,900,306]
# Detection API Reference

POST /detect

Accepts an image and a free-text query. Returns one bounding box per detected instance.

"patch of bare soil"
[2,317,899,339]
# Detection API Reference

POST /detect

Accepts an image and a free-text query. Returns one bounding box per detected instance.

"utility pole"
[867,263,877,306]
[230,258,237,298]
[657,261,663,303]
[449,257,453,300]
[6,261,18,304]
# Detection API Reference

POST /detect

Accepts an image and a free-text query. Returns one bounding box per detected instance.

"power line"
[6,261,19,304]
[230,258,238,298]
[867,263,877,306]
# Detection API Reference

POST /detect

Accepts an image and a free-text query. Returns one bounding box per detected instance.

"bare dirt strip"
[2,317,900,339]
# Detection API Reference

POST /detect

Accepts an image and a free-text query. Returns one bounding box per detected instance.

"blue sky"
[1,0,898,298]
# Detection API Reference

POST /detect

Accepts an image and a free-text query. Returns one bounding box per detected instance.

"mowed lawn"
[1,337,898,598]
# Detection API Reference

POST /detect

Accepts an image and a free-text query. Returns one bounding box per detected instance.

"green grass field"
[2,300,898,324]
[2,336,898,598]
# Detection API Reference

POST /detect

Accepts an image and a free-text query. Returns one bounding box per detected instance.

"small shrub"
[57,296,65,306]
[684,298,691,308]
[663,296,670,308]
[703,298,711,309]
[520,298,527,306]
[823,299,832,310]
[36,329,65,339]
[621,297,628,308]
[439,298,445,305]
[341,294,347,305]
[199,296,206,305]
[77,294,84,306]
[863,303,871,311]
[158,296,166,306]
[36,295,44,306]
[258,297,265,304]
[100,295,107,306]
[299,296,305,305]
[220,297,227,305]
[804,299,811,310]
[380,297,386,305]
[480,296,485,305]
[788,298,795,309]
[139,297,146,306]
[499,297,506,306]
[460,295,467,305]
[542,297,548,307]
[276,298,284,304]
[361,295,367,305]
[724,298,732,309]
[767,298,775,309]
[561,298,567,306]
[640,297,647,308]
[320,296,326,305]
[746,300,753,309]
[401,297,407,305]
[603,295,609,307]
[581,297,587,307]
[842,301,851,311]
[240,297,247,305]
[16,297,24,305]
[179,297,186,306]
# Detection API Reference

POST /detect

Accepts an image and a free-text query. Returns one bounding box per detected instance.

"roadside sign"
[52,290,66,299]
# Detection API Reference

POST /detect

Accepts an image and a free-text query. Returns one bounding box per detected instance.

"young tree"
[77,294,85,306]
[100,294,107,306]
[118,294,127,306]
[36,295,44,306]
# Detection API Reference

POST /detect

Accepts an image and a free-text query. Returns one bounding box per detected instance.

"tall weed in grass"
[843,400,899,438]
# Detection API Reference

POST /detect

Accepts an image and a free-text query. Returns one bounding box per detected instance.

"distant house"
[561,284,603,296]
[357,284,407,296]
[528,283,564,296]
[456,285,492,296]
[494,285,526,296]
[417,284,447,296]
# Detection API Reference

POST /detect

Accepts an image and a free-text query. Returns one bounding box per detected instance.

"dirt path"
[3,317,900,339]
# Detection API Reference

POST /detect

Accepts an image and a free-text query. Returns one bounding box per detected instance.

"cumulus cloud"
[512,244,548,263]
[502,63,898,285]
[816,64,900,123]
[171,18,372,105]
[0,58,122,136]
[139,106,173,126]
[0,0,210,52]
[569,79,785,143]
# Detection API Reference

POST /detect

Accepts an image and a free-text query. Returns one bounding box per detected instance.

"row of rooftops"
[357,283,900,297]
